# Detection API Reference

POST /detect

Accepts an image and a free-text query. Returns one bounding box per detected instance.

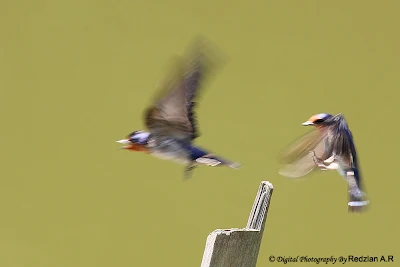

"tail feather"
[347,187,369,212]
[345,170,369,212]
[228,162,241,169]
[195,154,241,169]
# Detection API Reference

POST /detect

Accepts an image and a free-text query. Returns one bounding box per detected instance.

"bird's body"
[279,113,369,212]
[149,139,192,165]
[117,38,240,178]
[127,132,235,165]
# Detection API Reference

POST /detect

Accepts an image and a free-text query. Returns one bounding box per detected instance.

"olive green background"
[0,0,398,266]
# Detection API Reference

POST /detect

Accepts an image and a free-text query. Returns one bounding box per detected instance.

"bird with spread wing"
[117,39,240,179]
[279,113,369,212]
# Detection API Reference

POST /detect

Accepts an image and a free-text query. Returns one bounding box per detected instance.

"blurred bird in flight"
[117,38,240,179]
[279,113,369,212]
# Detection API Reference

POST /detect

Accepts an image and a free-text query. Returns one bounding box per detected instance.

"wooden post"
[200,181,274,267]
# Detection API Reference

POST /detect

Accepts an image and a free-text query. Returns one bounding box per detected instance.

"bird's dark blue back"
[187,146,209,161]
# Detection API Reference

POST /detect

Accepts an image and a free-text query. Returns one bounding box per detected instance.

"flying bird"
[279,113,369,212]
[117,39,240,179]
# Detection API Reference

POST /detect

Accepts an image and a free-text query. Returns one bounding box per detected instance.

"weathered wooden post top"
[200,181,274,267]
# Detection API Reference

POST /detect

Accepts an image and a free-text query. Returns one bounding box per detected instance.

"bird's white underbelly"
[150,151,190,165]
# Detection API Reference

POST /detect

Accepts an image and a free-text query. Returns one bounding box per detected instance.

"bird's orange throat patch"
[124,144,149,153]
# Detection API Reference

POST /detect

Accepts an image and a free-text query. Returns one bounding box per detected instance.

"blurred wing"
[278,128,329,178]
[144,41,212,142]
[328,114,363,188]
[328,114,356,162]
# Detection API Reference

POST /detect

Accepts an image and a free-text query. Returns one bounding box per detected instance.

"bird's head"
[116,130,149,152]
[302,113,334,127]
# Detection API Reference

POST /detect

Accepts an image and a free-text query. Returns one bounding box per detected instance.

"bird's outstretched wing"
[278,128,330,178]
[144,38,220,143]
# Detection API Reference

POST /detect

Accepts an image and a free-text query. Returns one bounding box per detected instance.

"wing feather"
[144,40,216,143]
[328,114,363,188]
[327,114,355,160]
[278,128,329,178]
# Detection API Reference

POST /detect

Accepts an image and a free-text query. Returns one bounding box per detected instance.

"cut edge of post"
[200,181,274,267]
[246,181,274,231]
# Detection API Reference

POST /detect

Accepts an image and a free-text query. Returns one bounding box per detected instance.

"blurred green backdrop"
[0,0,398,266]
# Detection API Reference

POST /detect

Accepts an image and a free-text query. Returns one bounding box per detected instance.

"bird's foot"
[317,165,328,171]
[309,151,328,170]
[184,164,197,180]
[324,154,336,164]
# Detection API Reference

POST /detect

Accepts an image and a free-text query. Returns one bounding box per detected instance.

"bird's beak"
[302,121,314,126]
[116,139,148,152]
[116,139,132,149]
[117,139,131,145]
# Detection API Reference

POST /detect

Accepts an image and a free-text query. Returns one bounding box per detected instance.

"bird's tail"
[348,191,369,212]
[227,162,241,169]
[195,154,241,169]
[347,172,369,212]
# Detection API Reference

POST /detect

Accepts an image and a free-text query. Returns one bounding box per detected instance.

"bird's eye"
[314,119,324,124]
[128,131,137,137]
[129,137,139,143]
